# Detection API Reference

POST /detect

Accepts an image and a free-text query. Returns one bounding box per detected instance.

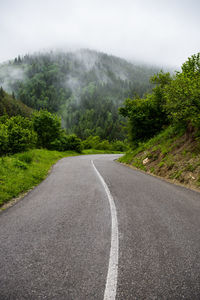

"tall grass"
[0,149,78,207]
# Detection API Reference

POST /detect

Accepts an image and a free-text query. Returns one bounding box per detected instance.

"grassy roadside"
[0,149,78,207]
[119,126,200,191]
[83,149,122,155]
[0,148,122,208]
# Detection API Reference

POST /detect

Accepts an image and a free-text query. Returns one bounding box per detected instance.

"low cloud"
[0,0,199,67]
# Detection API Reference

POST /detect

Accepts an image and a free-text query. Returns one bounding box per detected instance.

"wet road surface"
[0,154,200,299]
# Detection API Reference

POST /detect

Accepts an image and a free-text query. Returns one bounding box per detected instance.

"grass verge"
[83,149,123,155]
[0,149,80,207]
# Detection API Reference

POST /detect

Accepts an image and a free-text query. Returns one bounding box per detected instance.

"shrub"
[63,134,82,153]
[95,140,111,150]
[82,136,101,149]
[111,140,127,151]
[0,115,37,155]
[32,110,61,149]
[50,133,82,153]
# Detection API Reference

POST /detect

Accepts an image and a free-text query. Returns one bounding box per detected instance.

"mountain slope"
[0,49,159,140]
[120,126,200,191]
[0,87,32,118]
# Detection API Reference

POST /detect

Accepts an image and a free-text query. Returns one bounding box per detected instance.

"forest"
[0,49,159,141]
[0,51,199,156]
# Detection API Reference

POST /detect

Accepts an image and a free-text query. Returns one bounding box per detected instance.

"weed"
[185,164,196,172]
[150,167,155,173]
[182,150,187,156]
[170,170,182,180]
[158,161,165,168]
[13,159,28,170]
[17,152,34,164]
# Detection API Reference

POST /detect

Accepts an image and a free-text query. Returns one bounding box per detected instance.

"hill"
[119,126,200,191]
[0,49,159,140]
[119,53,200,191]
[0,87,32,117]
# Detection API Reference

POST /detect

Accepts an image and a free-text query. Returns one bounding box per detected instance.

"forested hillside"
[0,49,159,140]
[0,87,32,117]
[120,53,200,190]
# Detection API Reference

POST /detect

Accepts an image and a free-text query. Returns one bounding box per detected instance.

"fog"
[0,0,199,67]
[0,64,26,93]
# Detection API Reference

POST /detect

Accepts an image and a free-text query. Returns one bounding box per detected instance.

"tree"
[32,110,61,148]
[0,87,4,98]
[165,53,200,134]
[119,71,170,144]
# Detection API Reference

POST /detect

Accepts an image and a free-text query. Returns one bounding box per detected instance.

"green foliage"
[64,83,127,140]
[32,110,61,148]
[120,53,200,145]
[119,88,169,144]
[82,135,126,151]
[95,140,110,150]
[0,115,37,155]
[17,151,33,164]
[13,159,28,170]
[0,149,80,206]
[0,109,83,155]
[0,50,159,142]
[50,133,82,153]
[0,87,32,117]
[110,140,127,151]
[0,123,8,155]
[165,53,200,132]
[0,148,122,207]
[82,136,101,149]
[32,110,82,152]
[63,134,82,153]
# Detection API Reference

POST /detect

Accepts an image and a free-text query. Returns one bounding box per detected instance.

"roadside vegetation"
[0,149,79,207]
[0,91,124,207]
[119,53,200,190]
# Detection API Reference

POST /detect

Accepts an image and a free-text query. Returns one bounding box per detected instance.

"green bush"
[82,136,101,149]
[82,135,126,152]
[32,110,61,149]
[95,140,111,150]
[63,134,82,153]
[111,140,127,151]
[50,133,82,153]
[0,115,37,155]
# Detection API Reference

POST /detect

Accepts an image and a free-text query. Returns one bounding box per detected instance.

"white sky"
[0,0,199,67]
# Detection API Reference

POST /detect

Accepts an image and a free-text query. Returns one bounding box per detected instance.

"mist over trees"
[0,49,159,141]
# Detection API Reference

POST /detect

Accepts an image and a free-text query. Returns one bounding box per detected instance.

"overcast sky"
[0,0,199,68]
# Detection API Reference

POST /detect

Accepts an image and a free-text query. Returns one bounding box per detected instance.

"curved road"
[0,154,200,299]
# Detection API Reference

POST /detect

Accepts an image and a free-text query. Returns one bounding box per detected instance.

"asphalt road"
[0,154,200,299]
